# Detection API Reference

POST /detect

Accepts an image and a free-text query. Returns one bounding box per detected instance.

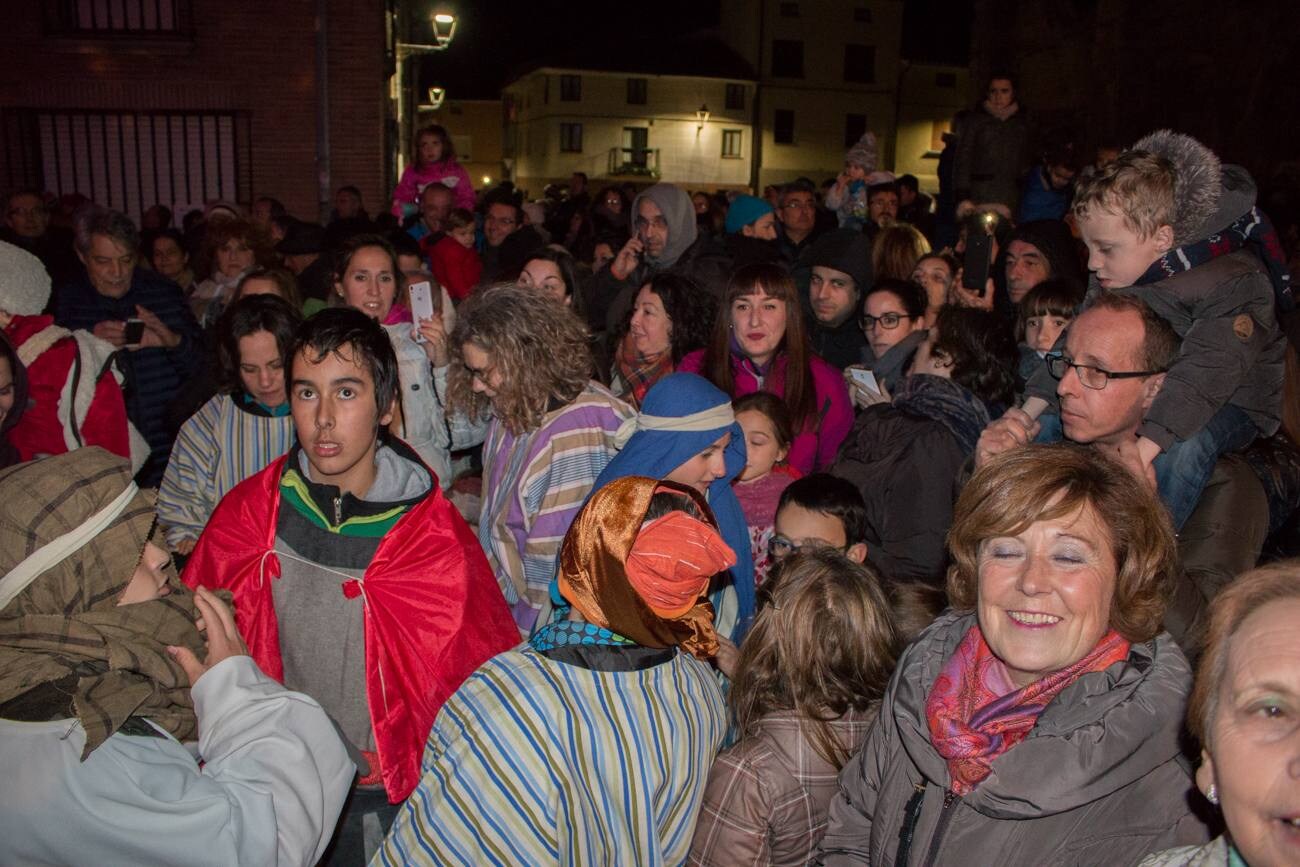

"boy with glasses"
[770,473,869,566]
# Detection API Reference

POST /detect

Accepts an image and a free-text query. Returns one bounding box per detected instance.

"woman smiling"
[819,443,1207,865]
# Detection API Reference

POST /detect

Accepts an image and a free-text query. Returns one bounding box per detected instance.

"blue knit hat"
[724,194,774,235]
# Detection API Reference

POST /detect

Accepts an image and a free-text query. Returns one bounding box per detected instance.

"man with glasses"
[770,473,869,568]
[775,180,822,263]
[1,188,78,283]
[976,291,1269,646]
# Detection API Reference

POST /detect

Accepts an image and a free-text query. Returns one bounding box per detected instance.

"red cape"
[182,451,520,802]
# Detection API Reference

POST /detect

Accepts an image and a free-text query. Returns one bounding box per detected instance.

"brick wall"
[0,0,388,223]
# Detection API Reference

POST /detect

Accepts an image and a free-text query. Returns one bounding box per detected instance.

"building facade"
[502,68,756,197]
[0,0,390,224]
[415,98,505,193]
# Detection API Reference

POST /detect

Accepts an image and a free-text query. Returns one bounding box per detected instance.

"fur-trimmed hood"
[1132,130,1235,246]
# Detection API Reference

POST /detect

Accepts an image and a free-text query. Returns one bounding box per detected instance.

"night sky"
[415,0,971,99]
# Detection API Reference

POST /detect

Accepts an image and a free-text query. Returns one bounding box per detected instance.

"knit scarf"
[982,99,1020,122]
[1135,206,1294,313]
[892,374,991,455]
[615,336,674,408]
[925,624,1130,795]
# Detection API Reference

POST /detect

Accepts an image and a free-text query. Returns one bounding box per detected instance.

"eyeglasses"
[769,534,847,559]
[781,201,814,211]
[463,362,497,385]
[1045,353,1163,390]
[860,312,909,330]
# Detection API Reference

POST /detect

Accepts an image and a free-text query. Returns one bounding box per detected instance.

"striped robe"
[478,382,634,631]
[375,646,726,866]
[156,393,296,546]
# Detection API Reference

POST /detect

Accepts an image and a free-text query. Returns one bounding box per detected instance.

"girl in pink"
[391,124,476,218]
[731,392,801,587]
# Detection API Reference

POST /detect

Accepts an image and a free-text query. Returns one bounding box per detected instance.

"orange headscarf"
[557,477,733,658]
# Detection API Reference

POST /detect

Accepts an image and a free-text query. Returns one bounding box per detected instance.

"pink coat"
[678,349,852,474]
[391,159,476,215]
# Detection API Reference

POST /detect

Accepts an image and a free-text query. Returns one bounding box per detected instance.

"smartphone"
[123,319,146,345]
[962,230,993,295]
[408,281,436,343]
[849,367,880,393]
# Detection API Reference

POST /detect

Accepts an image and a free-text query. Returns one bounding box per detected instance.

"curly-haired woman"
[448,284,634,632]
[609,272,715,408]
[832,306,1018,585]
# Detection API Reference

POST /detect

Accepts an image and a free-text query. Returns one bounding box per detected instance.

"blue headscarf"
[593,373,755,638]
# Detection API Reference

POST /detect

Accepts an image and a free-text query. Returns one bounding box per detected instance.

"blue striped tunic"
[156,393,296,545]
[375,646,726,866]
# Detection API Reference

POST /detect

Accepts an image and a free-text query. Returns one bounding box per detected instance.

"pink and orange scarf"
[925,624,1130,795]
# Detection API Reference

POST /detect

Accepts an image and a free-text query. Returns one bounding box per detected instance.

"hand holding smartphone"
[123,318,146,345]
[962,230,993,296]
[849,367,880,394]
[408,281,436,343]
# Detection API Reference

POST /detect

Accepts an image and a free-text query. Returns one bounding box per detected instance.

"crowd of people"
[2,75,1300,866]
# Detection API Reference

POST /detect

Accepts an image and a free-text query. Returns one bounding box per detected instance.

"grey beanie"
[0,241,52,316]
[844,133,878,172]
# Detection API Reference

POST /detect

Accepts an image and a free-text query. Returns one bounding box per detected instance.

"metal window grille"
[2,109,251,222]
[43,0,193,36]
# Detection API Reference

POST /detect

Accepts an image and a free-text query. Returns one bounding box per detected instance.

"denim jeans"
[1153,405,1258,530]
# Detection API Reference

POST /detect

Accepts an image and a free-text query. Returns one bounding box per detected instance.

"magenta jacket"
[678,349,852,474]
[391,159,476,216]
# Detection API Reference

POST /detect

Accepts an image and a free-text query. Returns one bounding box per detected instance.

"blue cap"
[724,194,774,235]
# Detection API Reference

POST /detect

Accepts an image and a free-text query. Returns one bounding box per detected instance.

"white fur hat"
[0,240,52,316]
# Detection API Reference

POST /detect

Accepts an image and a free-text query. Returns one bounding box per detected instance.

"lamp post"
[393,10,457,179]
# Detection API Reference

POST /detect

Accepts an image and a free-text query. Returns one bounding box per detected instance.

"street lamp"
[425,86,447,109]
[394,10,457,177]
[695,104,710,130]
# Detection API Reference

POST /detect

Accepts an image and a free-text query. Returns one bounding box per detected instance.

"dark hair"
[886,581,947,643]
[930,306,1018,407]
[149,228,188,261]
[897,174,920,194]
[1015,278,1082,342]
[416,124,456,163]
[235,267,302,309]
[777,473,869,547]
[385,228,423,260]
[704,262,817,433]
[289,307,399,415]
[777,179,816,203]
[337,185,362,199]
[444,207,476,232]
[733,391,795,452]
[332,233,403,293]
[218,294,304,394]
[615,272,715,365]
[144,203,173,226]
[254,196,286,217]
[520,247,579,301]
[484,198,523,225]
[1082,289,1181,372]
[867,182,899,200]
[197,218,272,280]
[864,277,928,320]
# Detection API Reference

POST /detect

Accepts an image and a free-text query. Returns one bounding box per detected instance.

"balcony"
[607,147,660,177]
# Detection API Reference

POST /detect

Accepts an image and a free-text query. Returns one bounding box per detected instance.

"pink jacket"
[678,349,852,474]
[391,159,476,215]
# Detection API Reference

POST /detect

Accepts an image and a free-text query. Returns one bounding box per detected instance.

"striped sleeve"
[156,396,223,545]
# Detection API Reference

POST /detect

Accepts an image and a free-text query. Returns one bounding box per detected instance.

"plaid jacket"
[688,709,875,867]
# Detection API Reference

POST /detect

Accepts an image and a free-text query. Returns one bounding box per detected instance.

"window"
[626,78,647,105]
[935,72,957,88]
[845,113,867,149]
[779,2,799,16]
[844,44,875,83]
[560,123,582,153]
[560,75,581,101]
[722,129,743,159]
[1,108,250,222]
[43,0,192,36]
[725,83,745,111]
[771,40,804,79]
[774,110,795,145]
[853,6,872,22]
